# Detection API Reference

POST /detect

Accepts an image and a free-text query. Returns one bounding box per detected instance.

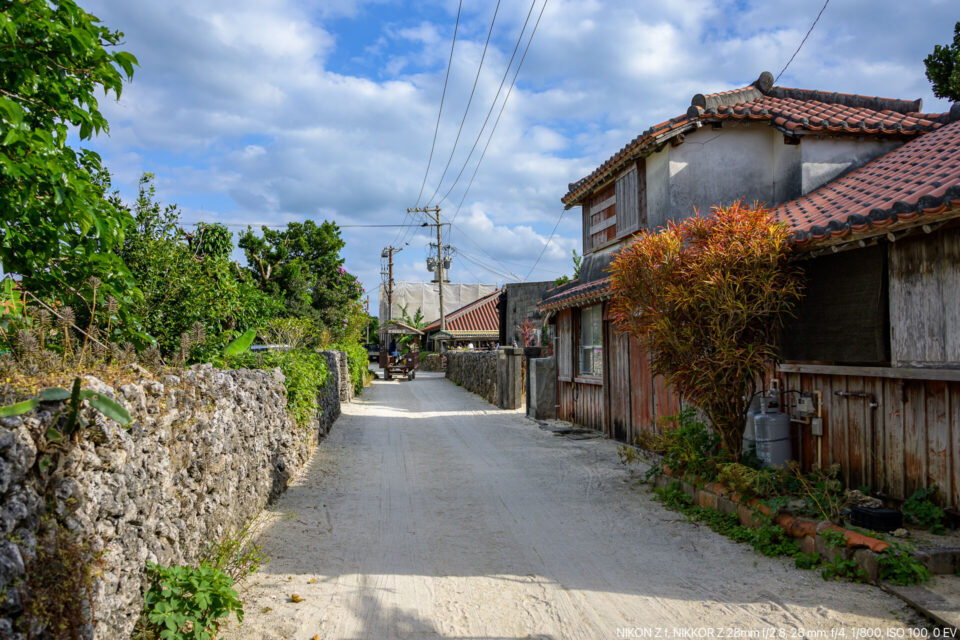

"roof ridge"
[767,86,922,115]
[423,288,503,330]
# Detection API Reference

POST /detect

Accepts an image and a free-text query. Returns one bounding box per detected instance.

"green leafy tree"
[608,201,802,456]
[119,174,282,358]
[0,0,140,318]
[238,220,363,328]
[925,22,960,101]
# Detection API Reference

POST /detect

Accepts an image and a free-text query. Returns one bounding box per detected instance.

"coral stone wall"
[445,351,498,405]
[0,353,346,640]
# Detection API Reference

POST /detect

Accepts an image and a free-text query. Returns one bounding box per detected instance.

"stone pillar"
[528,356,558,419]
[497,347,523,410]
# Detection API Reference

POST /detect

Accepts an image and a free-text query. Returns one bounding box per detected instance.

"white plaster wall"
[666,123,778,224]
[800,137,901,194]
[645,145,670,229]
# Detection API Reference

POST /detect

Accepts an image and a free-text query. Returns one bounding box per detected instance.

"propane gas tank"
[753,398,792,468]
[743,395,762,455]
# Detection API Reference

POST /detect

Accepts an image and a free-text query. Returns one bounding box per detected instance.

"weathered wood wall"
[556,304,683,440]
[889,228,960,366]
[782,367,960,508]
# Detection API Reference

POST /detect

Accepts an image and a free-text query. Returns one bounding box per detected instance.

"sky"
[80,0,957,316]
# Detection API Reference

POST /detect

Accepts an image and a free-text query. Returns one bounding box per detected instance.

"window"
[578,304,603,377]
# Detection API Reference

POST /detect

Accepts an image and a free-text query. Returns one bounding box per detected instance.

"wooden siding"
[605,323,632,441]
[557,309,572,380]
[889,228,960,366]
[782,368,960,508]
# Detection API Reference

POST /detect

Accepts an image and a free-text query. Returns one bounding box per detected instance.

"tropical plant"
[118,175,282,358]
[925,21,960,101]
[238,220,363,327]
[516,318,538,347]
[608,200,802,456]
[142,563,243,640]
[0,0,141,330]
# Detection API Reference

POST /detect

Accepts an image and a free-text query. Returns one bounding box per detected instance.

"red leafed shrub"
[608,201,802,456]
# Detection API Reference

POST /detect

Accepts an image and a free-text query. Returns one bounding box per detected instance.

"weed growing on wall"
[223,350,330,428]
[878,543,931,585]
[21,519,105,640]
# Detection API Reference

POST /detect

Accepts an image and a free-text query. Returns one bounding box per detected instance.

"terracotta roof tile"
[423,289,502,333]
[562,72,948,207]
[538,278,611,312]
[774,117,960,244]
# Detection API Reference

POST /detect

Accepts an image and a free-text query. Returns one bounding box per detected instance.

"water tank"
[753,398,792,467]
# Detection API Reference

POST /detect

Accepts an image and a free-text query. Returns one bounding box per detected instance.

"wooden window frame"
[578,304,603,379]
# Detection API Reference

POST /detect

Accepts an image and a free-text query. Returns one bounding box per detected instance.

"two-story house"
[538,71,952,453]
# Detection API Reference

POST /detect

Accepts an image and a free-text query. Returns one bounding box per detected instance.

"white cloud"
[81,0,957,315]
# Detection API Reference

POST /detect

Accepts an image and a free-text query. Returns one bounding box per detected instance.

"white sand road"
[220,371,925,640]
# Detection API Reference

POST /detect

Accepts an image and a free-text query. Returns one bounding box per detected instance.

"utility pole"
[407,206,450,333]
[380,246,402,321]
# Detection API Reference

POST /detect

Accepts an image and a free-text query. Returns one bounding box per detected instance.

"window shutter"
[616,165,640,235]
[582,205,591,254]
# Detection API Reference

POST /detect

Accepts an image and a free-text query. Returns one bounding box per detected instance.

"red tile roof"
[538,278,610,313]
[774,111,960,245]
[543,110,960,313]
[423,289,502,333]
[562,72,949,207]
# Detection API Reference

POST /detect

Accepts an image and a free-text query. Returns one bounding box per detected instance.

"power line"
[775,0,830,82]
[449,0,549,226]
[180,221,427,230]
[435,0,538,208]
[424,0,502,206]
[414,0,463,209]
[523,208,564,281]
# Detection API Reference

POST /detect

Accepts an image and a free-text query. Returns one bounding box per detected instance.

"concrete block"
[854,548,880,582]
[916,549,959,575]
[798,535,816,555]
[528,357,557,420]
[696,490,718,510]
[716,496,738,517]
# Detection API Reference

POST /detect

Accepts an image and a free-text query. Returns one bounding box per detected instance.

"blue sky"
[80,0,957,315]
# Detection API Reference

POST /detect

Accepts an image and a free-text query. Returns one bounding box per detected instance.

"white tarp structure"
[379,282,499,325]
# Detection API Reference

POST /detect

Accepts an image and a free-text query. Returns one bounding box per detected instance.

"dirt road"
[221,371,922,640]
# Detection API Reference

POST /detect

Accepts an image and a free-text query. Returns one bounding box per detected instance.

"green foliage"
[259,317,328,351]
[902,486,946,534]
[652,481,799,557]
[879,543,931,586]
[0,0,142,330]
[142,563,243,640]
[224,349,330,427]
[21,520,104,640]
[646,408,722,481]
[790,464,845,524]
[794,552,821,570]
[119,175,282,357]
[819,528,847,549]
[223,330,256,357]
[820,553,868,582]
[238,220,363,327]
[924,22,960,101]
[572,249,582,279]
[199,522,267,584]
[189,223,232,261]
[718,463,784,501]
[609,201,803,456]
[337,340,369,395]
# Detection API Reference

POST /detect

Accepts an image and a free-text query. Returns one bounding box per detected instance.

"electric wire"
[775,0,830,82]
[435,0,537,208]
[449,0,548,226]
[414,0,462,209]
[424,0,502,206]
[523,208,564,281]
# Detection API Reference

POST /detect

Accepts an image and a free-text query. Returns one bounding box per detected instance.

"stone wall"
[499,282,555,347]
[419,353,445,372]
[0,351,347,639]
[445,351,498,405]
